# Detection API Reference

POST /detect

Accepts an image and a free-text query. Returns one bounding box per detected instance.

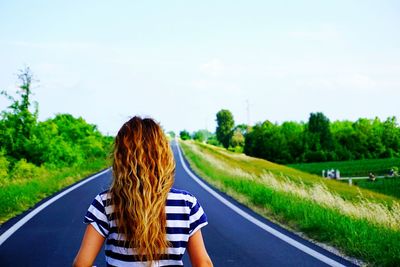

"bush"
[0,67,113,223]
[24,115,112,167]
[193,130,209,142]
[228,146,244,153]
[206,136,221,146]
[0,152,9,180]
[230,128,245,148]
[11,159,45,180]
[80,135,107,158]
[42,136,84,166]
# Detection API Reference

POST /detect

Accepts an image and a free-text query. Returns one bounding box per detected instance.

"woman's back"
[74,116,212,267]
[85,188,208,266]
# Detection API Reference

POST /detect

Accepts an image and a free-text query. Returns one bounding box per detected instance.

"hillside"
[179,140,400,266]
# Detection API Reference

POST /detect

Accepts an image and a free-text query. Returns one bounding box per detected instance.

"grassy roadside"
[0,159,110,224]
[180,140,400,266]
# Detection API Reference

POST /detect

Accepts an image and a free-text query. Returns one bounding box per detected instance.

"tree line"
[0,68,112,180]
[179,109,400,164]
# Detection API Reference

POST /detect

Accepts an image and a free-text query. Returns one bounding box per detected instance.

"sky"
[1,1,399,135]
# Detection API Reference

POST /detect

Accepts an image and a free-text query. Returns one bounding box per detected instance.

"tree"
[167,131,176,138]
[303,112,334,162]
[193,129,211,143]
[179,130,191,140]
[0,67,113,172]
[382,117,400,157]
[0,67,38,162]
[280,121,305,162]
[307,112,333,150]
[216,109,235,148]
[330,120,355,160]
[234,124,249,136]
[243,121,287,162]
[206,134,221,146]
[230,127,245,148]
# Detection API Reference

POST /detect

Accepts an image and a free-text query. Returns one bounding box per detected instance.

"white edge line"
[176,141,346,267]
[0,168,111,246]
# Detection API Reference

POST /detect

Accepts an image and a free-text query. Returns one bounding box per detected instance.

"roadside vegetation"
[181,109,400,168]
[244,112,400,165]
[180,140,400,266]
[0,68,112,224]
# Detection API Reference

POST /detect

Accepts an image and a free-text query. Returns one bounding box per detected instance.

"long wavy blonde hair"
[110,116,175,263]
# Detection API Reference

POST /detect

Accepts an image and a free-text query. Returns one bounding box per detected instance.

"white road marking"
[0,168,110,246]
[175,141,346,267]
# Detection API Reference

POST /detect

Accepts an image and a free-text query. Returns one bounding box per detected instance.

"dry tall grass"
[185,142,400,230]
[260,172,400,230]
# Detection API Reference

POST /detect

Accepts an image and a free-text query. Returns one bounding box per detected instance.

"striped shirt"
[84,188,208,267]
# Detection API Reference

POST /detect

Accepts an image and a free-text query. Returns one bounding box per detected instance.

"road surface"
[0,141,357,266]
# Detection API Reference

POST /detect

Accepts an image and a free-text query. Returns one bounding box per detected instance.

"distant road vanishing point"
[0,141,357,266]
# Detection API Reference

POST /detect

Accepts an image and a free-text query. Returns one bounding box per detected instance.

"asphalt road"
[0,141,357,266]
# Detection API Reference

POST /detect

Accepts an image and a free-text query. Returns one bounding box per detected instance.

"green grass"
[180,141,400,267]
[352,178,400,199]
[0,158,110,224]
[288,158,400,177]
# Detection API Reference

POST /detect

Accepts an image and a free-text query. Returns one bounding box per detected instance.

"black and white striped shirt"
[84,188,208,266]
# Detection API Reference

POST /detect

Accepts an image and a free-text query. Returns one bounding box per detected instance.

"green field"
[288,158,400,177]
[180,140,400,266]
[351,178,400,199]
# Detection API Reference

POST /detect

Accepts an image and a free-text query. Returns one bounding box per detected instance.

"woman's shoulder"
[94,189,111,203]
[168,187,198,207]
[169,187,193,196]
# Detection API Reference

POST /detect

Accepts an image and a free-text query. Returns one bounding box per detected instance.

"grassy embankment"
[180,141,400,266]
[0,159,110,224]
[288,159,400,199]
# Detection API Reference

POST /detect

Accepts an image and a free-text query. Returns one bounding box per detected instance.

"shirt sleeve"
[188,196,208,237]
[84,193,110,237]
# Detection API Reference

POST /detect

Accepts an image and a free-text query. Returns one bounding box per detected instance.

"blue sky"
[1,1,399,135]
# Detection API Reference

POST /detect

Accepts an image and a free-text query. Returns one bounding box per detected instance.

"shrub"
[193,130,211,143]
[228,146,244,153]
[11,159,44,180]
[206,136,221,146]
[0,152,9,180]
[80,135,107,158]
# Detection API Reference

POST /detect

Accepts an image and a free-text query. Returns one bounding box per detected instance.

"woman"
[73,117,212,267]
